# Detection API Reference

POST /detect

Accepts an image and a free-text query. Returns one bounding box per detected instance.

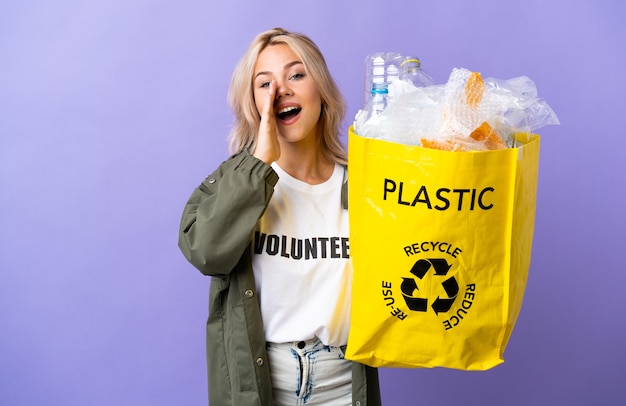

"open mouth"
[277,106,302,121]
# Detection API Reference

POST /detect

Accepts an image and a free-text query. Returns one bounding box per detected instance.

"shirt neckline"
[271,162,343,194]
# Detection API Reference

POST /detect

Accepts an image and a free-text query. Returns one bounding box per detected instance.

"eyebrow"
[254,60,303,80]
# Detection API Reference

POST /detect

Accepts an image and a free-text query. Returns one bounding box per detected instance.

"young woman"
[178,27,381,406]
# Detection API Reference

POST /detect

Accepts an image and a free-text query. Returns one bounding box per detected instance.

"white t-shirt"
[251,162,351,346]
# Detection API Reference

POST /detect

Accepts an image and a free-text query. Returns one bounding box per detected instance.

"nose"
[274,79,292,98]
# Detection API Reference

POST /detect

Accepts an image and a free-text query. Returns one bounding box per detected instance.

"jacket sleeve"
[178,151,279,276]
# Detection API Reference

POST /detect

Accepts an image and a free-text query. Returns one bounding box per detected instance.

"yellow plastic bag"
[345,127,540,370]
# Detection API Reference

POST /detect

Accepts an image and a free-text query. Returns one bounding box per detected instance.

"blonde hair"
[227,28,347,164]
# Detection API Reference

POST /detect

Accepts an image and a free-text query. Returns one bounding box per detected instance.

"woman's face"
[253,43,322,147]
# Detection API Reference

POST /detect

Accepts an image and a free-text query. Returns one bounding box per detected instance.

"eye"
[290,72,305,81]
[259,81,270,88]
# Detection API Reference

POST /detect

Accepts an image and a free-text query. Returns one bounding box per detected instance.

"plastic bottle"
[363,52,402,104]
[354,82,390,137]
[368,82,390,116]
[399,56,435,88]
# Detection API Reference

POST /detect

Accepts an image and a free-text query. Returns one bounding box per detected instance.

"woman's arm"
[178,151,279,276]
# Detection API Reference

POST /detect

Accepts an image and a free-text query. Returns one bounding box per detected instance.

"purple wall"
[1,0,624,404]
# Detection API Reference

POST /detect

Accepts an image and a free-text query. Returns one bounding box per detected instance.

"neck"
[276,144,334,185]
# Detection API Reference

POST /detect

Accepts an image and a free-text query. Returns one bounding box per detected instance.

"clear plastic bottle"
[354,82,390,137]
[399,56,435,88]
[368,82,390,116]
[364,52,402,104]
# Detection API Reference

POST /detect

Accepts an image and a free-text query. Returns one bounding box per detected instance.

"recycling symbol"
[400,258,459,314]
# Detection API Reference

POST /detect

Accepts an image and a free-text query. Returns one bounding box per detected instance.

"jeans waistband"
[267,337,347,357]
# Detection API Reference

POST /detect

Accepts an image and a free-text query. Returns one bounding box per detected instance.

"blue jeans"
[266,338,352,405]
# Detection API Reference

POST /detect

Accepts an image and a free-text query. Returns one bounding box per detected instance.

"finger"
[260,81,277,134]
[264,80,276,117]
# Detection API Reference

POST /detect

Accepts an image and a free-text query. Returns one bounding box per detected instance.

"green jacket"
[178,151,381,406]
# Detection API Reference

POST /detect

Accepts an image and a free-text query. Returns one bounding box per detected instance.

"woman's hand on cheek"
[254,80,281,165]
